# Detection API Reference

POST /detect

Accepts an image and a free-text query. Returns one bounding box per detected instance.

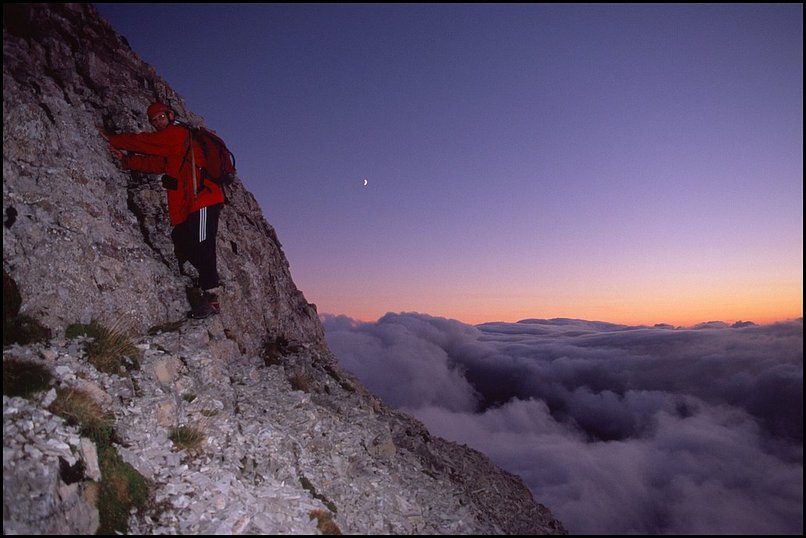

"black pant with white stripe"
[171,203,223,291]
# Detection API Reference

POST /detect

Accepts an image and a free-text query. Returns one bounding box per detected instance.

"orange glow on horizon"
[318,302,802,328]
[310,282,802,328]
[305,268,803,328]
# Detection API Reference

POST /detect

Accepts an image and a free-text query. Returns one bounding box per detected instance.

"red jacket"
[108,124,225,226]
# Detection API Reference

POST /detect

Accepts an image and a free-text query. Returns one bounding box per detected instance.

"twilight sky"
[96,3,803,327]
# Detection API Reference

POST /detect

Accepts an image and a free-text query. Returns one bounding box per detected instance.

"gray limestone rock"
[3,4,566,535]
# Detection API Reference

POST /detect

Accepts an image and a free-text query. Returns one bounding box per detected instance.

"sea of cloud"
[322,313,803,534]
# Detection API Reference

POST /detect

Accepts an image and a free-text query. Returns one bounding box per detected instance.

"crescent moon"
[363,178,368,187]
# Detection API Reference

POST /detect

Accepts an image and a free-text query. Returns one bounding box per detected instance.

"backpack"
[182,124,237,188]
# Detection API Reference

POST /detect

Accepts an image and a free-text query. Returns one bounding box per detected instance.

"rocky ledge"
[3,317,566,535]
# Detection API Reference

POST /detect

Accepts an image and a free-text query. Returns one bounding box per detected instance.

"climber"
[99,102,223,319]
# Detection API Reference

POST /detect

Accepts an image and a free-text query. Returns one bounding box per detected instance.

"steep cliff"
[2,3,322,357]
[3,4,566,534]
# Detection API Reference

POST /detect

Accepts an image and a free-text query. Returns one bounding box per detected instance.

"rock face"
[3,4,566,535]
[3,2,322,357]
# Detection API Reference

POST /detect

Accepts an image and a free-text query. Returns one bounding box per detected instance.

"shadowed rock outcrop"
[3,4,566,535]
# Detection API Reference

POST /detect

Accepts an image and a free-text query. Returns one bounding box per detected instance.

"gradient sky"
[96,3,803,327]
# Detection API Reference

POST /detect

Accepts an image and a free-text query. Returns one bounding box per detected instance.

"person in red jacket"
[100,102,224,319]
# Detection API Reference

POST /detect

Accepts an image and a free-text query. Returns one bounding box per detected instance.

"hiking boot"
[188,291,219,320]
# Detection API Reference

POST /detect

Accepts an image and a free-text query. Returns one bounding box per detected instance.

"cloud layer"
[323,313,803,534]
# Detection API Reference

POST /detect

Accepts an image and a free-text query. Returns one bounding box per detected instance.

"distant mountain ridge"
[3,3,565,534]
